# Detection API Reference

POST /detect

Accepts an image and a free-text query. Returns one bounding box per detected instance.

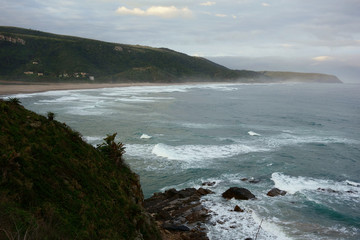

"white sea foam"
[181,122,224,129]
[151,143,269,161]
[65,106,106,116]
[140,134,152,139]
[248,131,261,136]
[271,172,360,197]
[83,136,104,144]
[202,192,290,240]
[345,180,360,187]
[263,133,359,149]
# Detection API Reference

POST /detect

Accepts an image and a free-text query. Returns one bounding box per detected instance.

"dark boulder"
[234,205,244,212]
[222,187,256,200]
[202,181,216,186]
[267,188,287,197]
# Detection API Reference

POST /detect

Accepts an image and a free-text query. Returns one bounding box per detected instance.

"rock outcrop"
[144,188,214,240]
[267,188,287,197]
[222,187,256,200]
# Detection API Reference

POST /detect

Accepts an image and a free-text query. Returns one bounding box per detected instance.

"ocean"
[9,82,360,239]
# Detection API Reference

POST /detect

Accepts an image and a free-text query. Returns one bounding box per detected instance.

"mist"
[209,56,360,83]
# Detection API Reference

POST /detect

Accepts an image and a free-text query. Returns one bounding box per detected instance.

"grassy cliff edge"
[0,98,161,239]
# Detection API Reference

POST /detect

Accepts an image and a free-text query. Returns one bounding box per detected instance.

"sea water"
[8,83,360,239]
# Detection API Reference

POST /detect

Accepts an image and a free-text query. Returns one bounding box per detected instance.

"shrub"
[7,97,21,105]
[97,133,126,166]
[47,112,55,121]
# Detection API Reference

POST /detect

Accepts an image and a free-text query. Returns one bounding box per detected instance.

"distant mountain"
[262,71,341,83]
[0,26,341,83]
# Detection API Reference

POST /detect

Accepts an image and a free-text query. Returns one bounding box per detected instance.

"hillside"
[0,26,341,83]
[0,26,261,83]
[262,71,341,83]
[0,98,161,239]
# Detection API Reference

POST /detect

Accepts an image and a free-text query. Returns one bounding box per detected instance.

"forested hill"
[0,26,341,83]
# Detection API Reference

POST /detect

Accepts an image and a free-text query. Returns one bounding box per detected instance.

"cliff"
[0,98,161,239]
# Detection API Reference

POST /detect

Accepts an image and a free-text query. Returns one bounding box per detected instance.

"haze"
[1,0,359,82]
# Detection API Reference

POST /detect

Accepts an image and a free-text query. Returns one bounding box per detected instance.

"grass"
[0,99,161,239]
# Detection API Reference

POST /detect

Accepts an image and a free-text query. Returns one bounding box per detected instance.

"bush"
[47,112,55,121]
[7,97,21,105]
[96,133,126,166]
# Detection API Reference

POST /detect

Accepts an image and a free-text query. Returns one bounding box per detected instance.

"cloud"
[116,6,192,18]
[215,13,227,18]
[262,3,270,7]
[312,56,335,62]
[200,2,216,6]
[280,43,295,48]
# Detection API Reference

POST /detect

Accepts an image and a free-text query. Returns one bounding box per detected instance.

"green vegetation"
[0,99,161,239]
[0,26,341,83]
[0,26,257,83]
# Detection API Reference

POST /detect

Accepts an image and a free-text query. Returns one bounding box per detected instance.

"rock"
[197,188,214,195]
[222,187,256,200]
[245,238,253,240]
[234,205,244,212]
[162,223,190,231]
[202,181,216,186]
[164,188,178,198]
[248,177,260,184]
[145,187,213,240]
[317,188,339,194]
[267,188,287,197]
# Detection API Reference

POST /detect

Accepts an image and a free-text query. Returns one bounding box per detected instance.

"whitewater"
[10,82,360,239]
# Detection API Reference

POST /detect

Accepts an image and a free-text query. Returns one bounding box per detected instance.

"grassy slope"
[0,99,161,239]
[0,26,256,83]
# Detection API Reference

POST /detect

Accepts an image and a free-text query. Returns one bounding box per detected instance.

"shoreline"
[0,81,229,96]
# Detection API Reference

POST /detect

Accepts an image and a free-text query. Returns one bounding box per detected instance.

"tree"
[7,97,21,105]
[96,133,126,166]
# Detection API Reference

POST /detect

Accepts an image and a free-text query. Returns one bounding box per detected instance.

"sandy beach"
[0,81,213,96]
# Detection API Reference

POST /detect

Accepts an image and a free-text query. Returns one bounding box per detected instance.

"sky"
[1,0,360,82]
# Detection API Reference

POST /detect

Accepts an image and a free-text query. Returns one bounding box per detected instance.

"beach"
[0,81,179,96]
[0,81,231,96]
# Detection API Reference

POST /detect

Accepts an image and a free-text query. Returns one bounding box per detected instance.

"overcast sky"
[1,0,360,82]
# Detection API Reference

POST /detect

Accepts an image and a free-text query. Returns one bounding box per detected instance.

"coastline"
[0,81,228,96]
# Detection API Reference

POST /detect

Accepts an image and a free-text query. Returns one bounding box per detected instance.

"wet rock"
[162,223,190,231]
[234,205,244,212]
[241,177,260,183]
[145,187,212,240]
[248,177,261,184]
[267,188,287,197]
[317,188,339,194]
[202,181,216,186]
[222,187,256,200]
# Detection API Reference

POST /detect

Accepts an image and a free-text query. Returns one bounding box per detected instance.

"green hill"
[0,26,341,83]
[0,26,261,83]
[0,98,161,239]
